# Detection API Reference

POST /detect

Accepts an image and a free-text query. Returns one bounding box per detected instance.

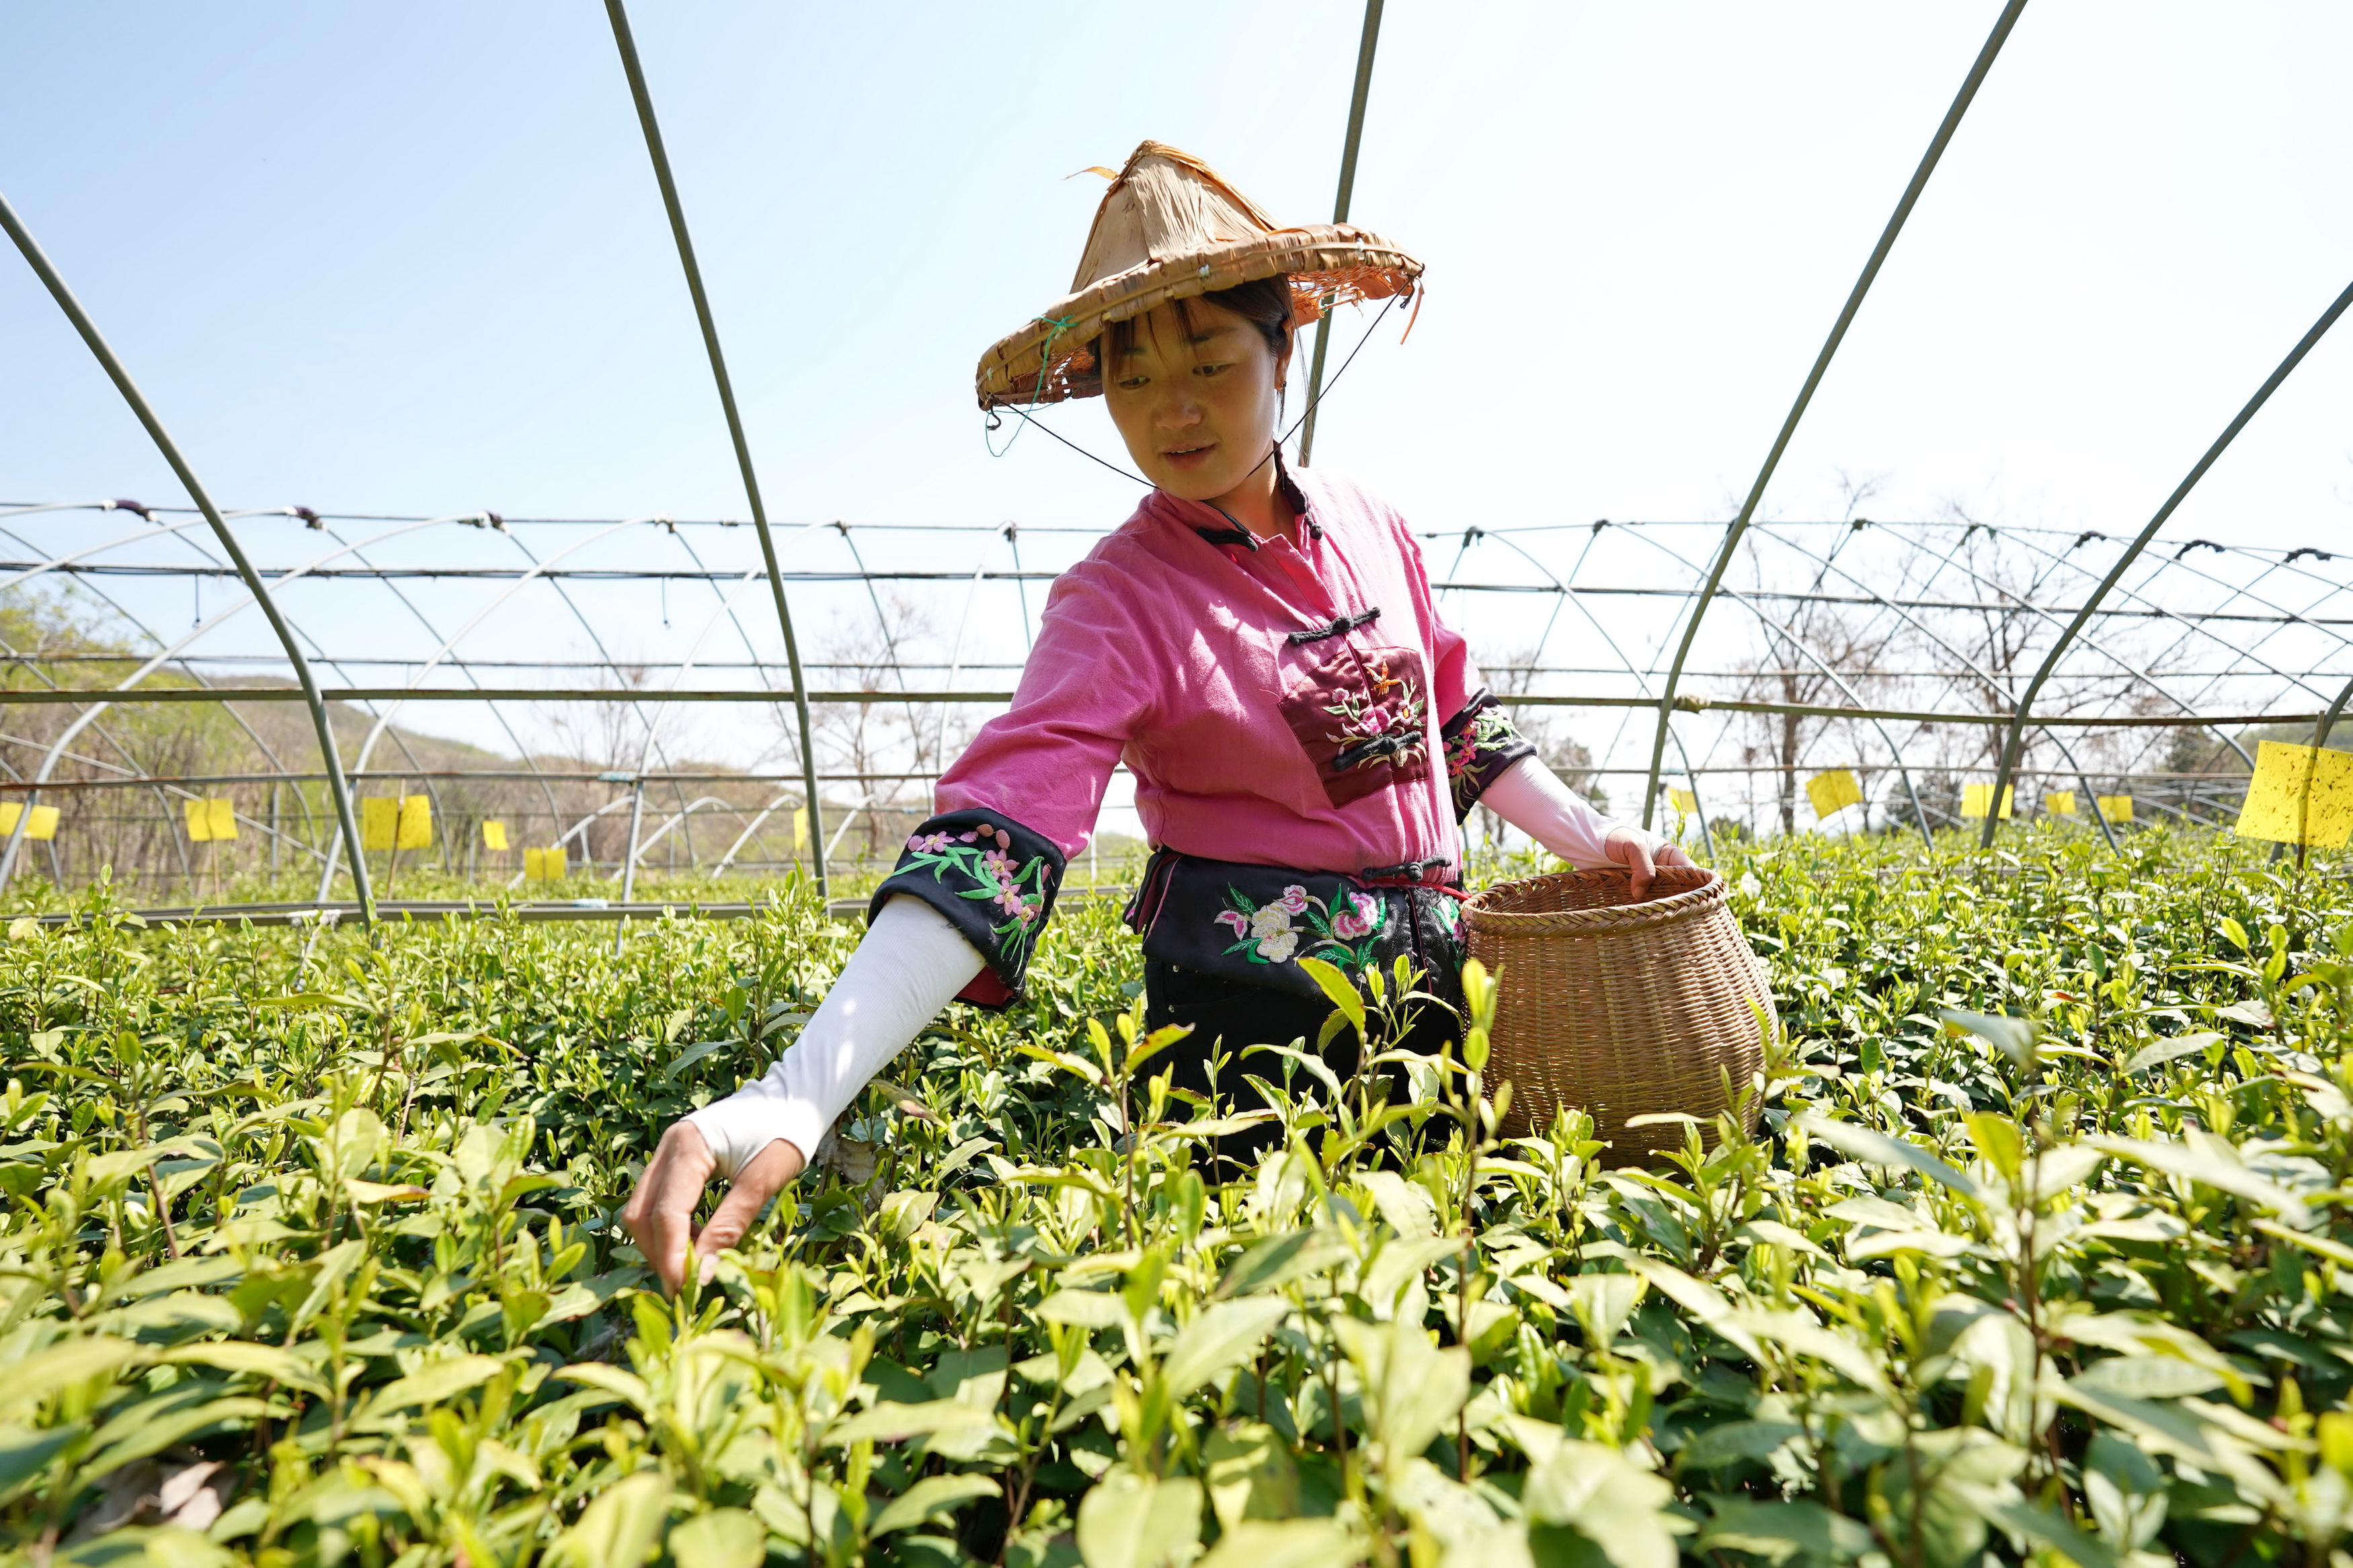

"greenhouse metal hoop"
[1642,0,2030,829]
[1983,276,2353,847]
[0,192,376,918]
[0,3,2346,920]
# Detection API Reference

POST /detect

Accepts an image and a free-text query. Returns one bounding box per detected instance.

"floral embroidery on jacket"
[873,807,1066,1008]
[1443,703,1511,774]
[1441,689,1538,820]
[1278,643,1435,808]
[900,825,1049,961]
[1214,882,1390,972]
[1323,658,1428,778]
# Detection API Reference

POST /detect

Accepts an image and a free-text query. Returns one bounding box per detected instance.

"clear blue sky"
[5,1,2350,545]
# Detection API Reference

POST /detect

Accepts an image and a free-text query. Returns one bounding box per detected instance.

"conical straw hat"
[975,140,1421,409]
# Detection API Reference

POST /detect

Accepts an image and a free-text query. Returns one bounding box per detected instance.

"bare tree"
[1930,503,2203,814]
[813,592,942,866]
[1729,476,1903,833]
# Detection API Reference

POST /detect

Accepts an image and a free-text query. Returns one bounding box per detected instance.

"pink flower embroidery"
[907,831,951,853]
[1215,909,1249,936]
[959,829,981,843]
[1277,884,1309,914]
[1332,891,1380,940]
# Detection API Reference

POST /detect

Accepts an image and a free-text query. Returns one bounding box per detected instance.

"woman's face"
[1101,296,1290,503]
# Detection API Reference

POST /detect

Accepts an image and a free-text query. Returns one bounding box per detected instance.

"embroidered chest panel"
[1277,638,1432,807]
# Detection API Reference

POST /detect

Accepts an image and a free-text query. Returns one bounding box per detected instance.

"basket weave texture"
[1463,866,1773,1165]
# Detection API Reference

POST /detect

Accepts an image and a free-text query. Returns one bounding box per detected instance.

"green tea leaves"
[867,1473,1000,1538]
[1296,955,1365,1038]
[547,1470,670,1568]
[1162,1298,1287,1397]
[1793,1111,1983,1202]
[1076,1470,1203,1568]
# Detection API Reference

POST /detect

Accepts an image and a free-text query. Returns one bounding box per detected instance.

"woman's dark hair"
[1096,274,1295,370]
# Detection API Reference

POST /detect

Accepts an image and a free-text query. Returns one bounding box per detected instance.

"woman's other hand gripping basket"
[1462,865,1776,1165]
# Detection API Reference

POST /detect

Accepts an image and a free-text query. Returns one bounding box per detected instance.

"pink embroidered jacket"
[938,467,1486,873]
[868,465,1540,1003]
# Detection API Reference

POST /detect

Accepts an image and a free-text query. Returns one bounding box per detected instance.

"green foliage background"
[6,827,2353,1567]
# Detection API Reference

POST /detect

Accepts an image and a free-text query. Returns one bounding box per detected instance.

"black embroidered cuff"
[871,807,1066,1007]
[1441,689,1538,820]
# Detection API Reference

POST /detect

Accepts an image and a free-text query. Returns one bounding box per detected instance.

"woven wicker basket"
[1462,866,1773,1165]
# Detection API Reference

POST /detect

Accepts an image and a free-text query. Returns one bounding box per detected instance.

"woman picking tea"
[625,142,1688,1290]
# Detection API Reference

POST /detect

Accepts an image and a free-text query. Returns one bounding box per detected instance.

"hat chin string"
[985,403,1150,487]
[1280,296,1396,451]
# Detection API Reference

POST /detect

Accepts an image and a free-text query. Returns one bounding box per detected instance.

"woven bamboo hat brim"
[975,140,1422,410]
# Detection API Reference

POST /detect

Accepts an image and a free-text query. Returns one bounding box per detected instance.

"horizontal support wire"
[0,686,1020,705]
[0,653,2304,683]
[21,761,2264,794]
[0,682,2325,729]
[13,500,2336,552]
[8,559,2343,623]
[0,768,1109,791]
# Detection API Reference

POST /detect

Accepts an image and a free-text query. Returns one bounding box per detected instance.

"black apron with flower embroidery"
[1121,848,1470,1024]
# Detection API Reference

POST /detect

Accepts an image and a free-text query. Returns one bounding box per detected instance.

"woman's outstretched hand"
[620,1122,805,1295]
[1605,825,1696,902]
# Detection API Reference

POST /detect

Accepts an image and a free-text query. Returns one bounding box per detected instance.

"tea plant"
[5,827,2353,1568]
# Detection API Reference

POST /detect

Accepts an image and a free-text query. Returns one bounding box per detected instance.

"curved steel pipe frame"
[13,516,454,895]
[1,510,317,792]
[605,0,828,897]
[1991,529,2301,756]
[2264,672,2353,864]
[619,795,745,876]
[1753,522,2115,850]
[1,497,2338,878]
[0,508,337,819]
[936,539,998,766]
[313,516,676,900]
[0,511,211,594]
[0,523,248,882]
[1627,528,1934,848]
[616,567,770,890]
[1447,525,1721,855]
[517,796,639,890]
[1642,0,2028,828]
[2315,677,2353,755]
[317,517,567,862]
[1,508,567,891]
[709,790,800,881]
[832,522,926,753]
[2042,546,2346,789]
[0,190,376,919]
[1983,276,2353,848]
[1298,0,1386,468]
[659,524,811,856]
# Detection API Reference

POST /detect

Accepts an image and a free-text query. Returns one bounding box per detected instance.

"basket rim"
[1463,865,1725,936]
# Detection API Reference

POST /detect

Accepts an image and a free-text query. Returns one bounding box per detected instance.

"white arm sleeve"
[1478,755,1659,869]
[684,894,984,1179]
